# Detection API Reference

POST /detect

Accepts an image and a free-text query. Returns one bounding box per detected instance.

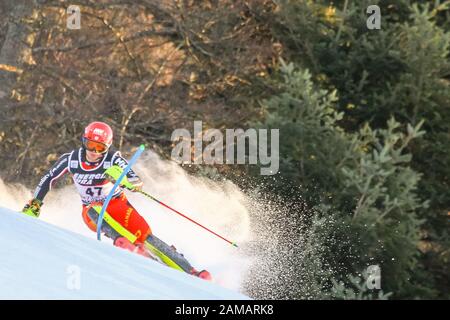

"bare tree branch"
[32,28,178,53]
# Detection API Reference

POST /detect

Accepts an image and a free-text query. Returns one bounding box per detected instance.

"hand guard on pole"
[104,165,138,191]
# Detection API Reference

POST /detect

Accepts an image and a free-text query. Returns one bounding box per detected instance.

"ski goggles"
[82,138,109,154]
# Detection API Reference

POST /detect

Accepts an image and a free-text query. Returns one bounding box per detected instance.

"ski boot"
[190,268,212,281]
[113,236,153,259]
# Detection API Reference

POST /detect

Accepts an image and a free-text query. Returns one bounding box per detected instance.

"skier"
[22,121,211,280]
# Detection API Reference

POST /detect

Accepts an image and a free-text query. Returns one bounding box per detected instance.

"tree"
[253,61,428,298]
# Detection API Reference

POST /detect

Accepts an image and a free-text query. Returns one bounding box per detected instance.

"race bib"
[75,183,115,203]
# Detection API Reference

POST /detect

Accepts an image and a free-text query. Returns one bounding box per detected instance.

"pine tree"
[255,61,428,298]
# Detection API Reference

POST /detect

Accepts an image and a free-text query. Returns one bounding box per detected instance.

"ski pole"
[137,190,238,248]
[97,145,145,240]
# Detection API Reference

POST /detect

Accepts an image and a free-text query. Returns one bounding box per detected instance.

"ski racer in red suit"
[22,121,211,280]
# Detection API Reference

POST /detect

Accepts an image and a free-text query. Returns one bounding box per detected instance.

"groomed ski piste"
[0,206,250,300]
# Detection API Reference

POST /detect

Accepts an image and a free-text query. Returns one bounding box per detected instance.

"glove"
[130,183,143,192]
[22,198,43,218]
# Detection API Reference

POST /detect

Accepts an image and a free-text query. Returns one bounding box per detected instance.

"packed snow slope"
[0,207,250,299]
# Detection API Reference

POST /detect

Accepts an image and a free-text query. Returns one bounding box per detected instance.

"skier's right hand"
[22,198,43,218]
[129,180,143,192]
